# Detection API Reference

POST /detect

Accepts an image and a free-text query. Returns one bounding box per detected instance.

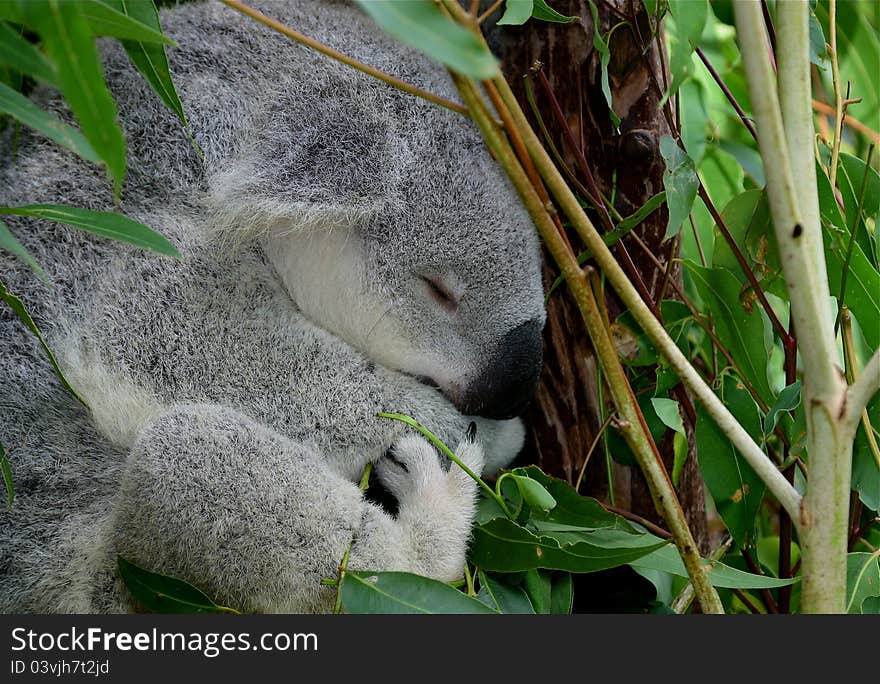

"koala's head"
[210,68,545,419]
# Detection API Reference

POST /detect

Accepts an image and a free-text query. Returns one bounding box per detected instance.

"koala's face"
[264,127,546,420]
[358,152,546,420]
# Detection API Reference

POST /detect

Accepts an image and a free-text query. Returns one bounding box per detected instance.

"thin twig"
[835,145,875,333]
[478,0,505,25]
[812,100,880,143]
[575,413,614,492]
[828,0,844,188]
[218,0,469,117]
[696,47,758,141]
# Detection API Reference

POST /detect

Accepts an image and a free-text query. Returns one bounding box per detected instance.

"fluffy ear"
[204,83,412,243]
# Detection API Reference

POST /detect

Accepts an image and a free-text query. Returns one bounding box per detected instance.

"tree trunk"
[487,0,710,552]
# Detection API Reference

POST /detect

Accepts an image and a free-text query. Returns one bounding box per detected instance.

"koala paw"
[376,432,485,505]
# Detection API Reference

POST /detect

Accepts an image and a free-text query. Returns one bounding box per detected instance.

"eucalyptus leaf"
[0,219,48,281]
[549,571,573,614]
[764,381,802,439]
[684,261,774,404]
[586,0,618,127]
[84,0,174,44]
[504,473,556,512]
[20,0,127,194]
[117,556,239,614]
[0,276,85,406]
[341,571,497,614]
[846,552,880,614]
[476,571,535,614]
[356,0,499,79]
[99,0,188,127]
[0,205,179,258]
[0,22,56,85]
[497,0,533,25]
[531,0,578,23]
[629,545,798,589]
[0,82,101,165]
[470,517,667,573]
[695,375,765,547]
[0,439,13,510]
[660,136,698,240]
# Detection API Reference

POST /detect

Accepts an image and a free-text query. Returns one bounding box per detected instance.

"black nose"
[458,318,544,420]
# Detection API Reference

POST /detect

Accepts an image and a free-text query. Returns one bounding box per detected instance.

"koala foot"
[376,433,485,506]
[374,433,484,581]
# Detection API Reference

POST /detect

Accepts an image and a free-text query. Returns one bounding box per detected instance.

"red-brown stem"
[778,316,797,612]
[601,503,673,540]
[697,185,791,344]
[696,47,758,141]
[732,588,764,614]
[742,547,779,614]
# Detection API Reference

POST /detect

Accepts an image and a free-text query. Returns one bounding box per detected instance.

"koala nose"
[459,318,544,420]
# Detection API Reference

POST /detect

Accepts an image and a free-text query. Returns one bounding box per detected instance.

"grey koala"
[0,0,545,613]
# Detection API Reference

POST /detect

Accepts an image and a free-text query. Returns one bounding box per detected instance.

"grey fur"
[0,0,544,613]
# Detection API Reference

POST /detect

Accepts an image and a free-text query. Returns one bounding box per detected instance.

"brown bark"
[487,0,709,552]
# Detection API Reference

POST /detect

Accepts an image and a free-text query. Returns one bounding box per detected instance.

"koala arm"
[110,404,481,613]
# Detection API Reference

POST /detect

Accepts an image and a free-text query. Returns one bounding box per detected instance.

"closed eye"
[420,275,460,312]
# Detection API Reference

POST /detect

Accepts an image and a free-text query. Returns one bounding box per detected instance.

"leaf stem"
[334,461,373,614]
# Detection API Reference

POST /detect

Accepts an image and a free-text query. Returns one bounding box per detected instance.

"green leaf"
[502,473,557,512]
[808,5,827,69]
[0,219,48,281]
[549,571,573,614]
[696,375,766,547]
[629,545,798,589]
[586,0,619,127]
[615,192,667,233]
[651,397,685,434]
[712,190,783,296]
[470,517,668,573]
[664,0,707,100]
[862,596,880,614]
[522,569,550,613]
[531,0,578,23]
[0,276,85,406]
[837,152,879,269]
[117,556,239,614]
[83,0,173,44]
[0,205,179,258]
[100,0,188,127]
[660,135,699,240]
[764,381,802,439]
[684,261,774,404]
[510,466,638,532]
[476,571,535,614]
[341,571,497,614]
[852,396,879,510]
[0,81,101,165]
[0,21,57,85]
[20,0,127,194]
[497,0,534,26]
[0,439,13,510]
[846,552,880,614]
[356,0,499,79]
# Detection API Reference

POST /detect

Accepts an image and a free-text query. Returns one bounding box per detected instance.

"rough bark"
[488,0,709,551]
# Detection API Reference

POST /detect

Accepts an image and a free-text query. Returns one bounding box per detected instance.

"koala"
[0,0,545,613]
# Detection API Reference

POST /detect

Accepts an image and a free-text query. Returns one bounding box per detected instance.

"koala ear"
[205,86,411,242]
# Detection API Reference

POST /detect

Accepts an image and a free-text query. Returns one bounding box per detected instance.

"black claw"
[384,446,409,471]
[466,421,477,442]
